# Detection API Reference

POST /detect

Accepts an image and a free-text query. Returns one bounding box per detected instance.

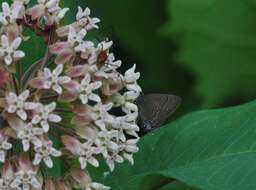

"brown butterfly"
[136,94,181,136]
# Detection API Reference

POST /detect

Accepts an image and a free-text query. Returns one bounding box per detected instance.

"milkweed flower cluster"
[0,0,142,189]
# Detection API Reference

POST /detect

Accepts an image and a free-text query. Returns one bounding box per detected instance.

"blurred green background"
[23,0,256,116]
[66,0,256,116]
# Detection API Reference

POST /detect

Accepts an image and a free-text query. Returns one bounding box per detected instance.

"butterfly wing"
[136,94,181,134]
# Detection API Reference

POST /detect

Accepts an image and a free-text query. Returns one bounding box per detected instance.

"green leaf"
[91,100,256,190]
[164,0,256,107]
[158,181,197,190]
[20,27,46,72]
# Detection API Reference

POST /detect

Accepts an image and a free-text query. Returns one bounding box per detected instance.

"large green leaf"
[90,100,256,190]
[158,181,197,190]
[164,0,256,107]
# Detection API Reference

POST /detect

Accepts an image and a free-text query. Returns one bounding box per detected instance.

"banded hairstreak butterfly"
[136,94,181,136]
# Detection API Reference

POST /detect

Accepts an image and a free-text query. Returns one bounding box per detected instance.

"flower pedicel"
[0,0,142,189]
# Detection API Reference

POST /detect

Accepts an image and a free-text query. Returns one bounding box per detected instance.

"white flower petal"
[46,102,56,112]
[10,178,21,188]
[24,102,37,110]
[0,150,5,162]
[81,74,91,85]
[23,184,30,190]
[108,141,119,150]
[79,94,88,104]
[58,8,69,19]
[88,157,99,167]
[4,55,12,65]
[11,37,22,49]
[91,182,110,190]
[43,68,52,78]
[59,76,71,84]
[50,148,61,157]
[33,128,44,135]
[1,34,9,47]
[89,93,101,103]
[79,157,87,169]
[22,139,30,151]
[106,159,115,172]
[53,64,63,76]
[53,84,62,94]
[31,137,42,147]
[13,50,25,58]
[115,155,124,163]
[19,90,30,100]
[48,114,62,123]
[32,115,41,124]
[40,120,49,132]
[123,152,134,165]
[44,156,53,168]
[30,177,41,188]
[2,142,12,150]
[76,6,83,20]
[91,81,102,90]
[43,81,52,89]
[95,120,105,131]
[33,153,43,165]
[125,145,139,153]
[7,105,17,113]
[17,109,27,120]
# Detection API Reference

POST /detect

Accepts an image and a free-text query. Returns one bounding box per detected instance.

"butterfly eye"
[142,121,153,133]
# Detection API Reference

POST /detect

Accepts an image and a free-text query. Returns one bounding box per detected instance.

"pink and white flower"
[0,130,12,163]
[95,53,122,78]
[0,35,25,65]
[90,103,114,131]
[10,154,41,190]
[110,91,140,114]
[26,0,69,26]
[0,161,17,190]
[32,102,62,132]
[72,103,114,131]
[50,27,94,64]
[13,0,30,5]
[70,168,110,190]
[78,74,102,104]
[94,130,119,158]
[122,64,142,93]
[112,114,140,140]
[33,138,61,168]
[62,136,101,169]
[120,138,139,165]
[5,90,37,121]
[16,122,44,152]
[105,151,124,172]
[29,64,71,94]
[7,117,43,152]
[56,7,100,37]
[76,7,100,31]
[0,2,22,26]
